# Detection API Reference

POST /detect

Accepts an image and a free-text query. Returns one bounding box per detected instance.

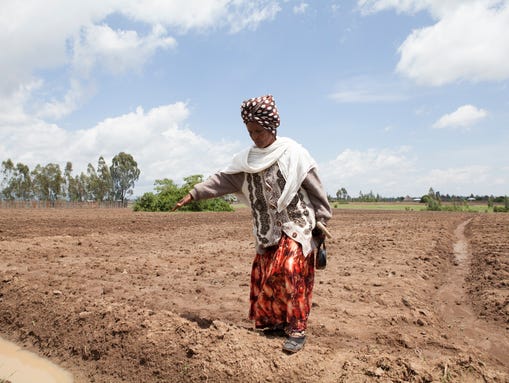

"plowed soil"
[0,208,508,383]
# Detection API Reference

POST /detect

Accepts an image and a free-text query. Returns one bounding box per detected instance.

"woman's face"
[246,121,276,148]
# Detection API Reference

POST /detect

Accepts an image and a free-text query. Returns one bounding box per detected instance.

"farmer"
[173,94,332,353]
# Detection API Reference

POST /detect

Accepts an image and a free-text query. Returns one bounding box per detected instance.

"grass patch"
[333,202,424,211]
[332,202,492,212]
[236,201,495,213]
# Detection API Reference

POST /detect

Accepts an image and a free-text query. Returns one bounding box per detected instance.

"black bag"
[316,241,327,270]
[313,227,327,270]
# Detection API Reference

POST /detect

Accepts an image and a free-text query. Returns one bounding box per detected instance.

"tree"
[0,160,31,200]
[358,190,376,202]
[31,163,65,201]
[110,152,140,204]
[341,187,348,200]
[147,178,181,211]
[13,162,32,200]
[335,187,349,201]
[423,186,442,211]
[65,162,88,202]
[96,156,113,201]
[64,162,77,201]
[76,172,89,201]
[1,159,16,199]
[183,174,204,188]
[86,163,99,201]
[154,178,179,193]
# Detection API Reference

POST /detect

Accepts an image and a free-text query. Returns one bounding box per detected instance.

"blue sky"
[1,0,508,198]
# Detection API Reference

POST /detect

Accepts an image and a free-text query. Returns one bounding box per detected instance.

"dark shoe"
[263,327,287,337]
[282,336,306,353]
[259,323,287,337]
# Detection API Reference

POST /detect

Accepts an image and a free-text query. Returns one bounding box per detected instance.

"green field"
[332,201,493,213]
[233,201,498,213]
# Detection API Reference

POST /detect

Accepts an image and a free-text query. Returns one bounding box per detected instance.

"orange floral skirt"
[249,234,315,333]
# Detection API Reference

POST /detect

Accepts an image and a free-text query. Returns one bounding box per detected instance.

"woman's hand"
[172,193,193,211]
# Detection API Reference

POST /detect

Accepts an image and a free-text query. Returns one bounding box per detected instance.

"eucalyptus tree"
[96,156,113,201]
[110,152,140,204]
[1,159,15,199]
[31,163,65,201]
[1,160,32,200]
[64,162,78,201]
[13,162,32,200]
[65,162,88,202]
[86,163,99,201]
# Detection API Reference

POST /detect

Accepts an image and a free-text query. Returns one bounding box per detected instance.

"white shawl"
[223,137,316,212]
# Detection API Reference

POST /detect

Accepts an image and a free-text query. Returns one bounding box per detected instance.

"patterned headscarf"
[240,94,280,134]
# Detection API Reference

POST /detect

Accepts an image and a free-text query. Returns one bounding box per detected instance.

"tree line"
[333,186,508,204]
[1,152,140,204]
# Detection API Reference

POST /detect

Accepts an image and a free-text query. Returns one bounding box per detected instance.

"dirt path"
[435,218,509,367]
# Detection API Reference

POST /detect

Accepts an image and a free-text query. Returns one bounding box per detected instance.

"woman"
[173,94,332,353]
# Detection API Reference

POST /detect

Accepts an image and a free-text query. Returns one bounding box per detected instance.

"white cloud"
[319,145,506,197]
[358,0,509,85]
[330,76,407,103]
[293,3,309,14]
[118,0,230,32]
[0,0,281,119]
[0,1,113,95]
[35,80,94,120]
[121,0,281,33]
[357,0,468,17]
[432,104,488,129]
[330,89,403,103]
[320,147,416,196]
[417,165,496,195]
[0,79,43,125]
[226,2,281,33]
[71,24,177,77]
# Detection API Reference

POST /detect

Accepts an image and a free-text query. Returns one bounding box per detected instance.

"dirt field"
[0,208,508,383]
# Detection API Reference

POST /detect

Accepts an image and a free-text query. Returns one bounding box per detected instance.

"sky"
[1,0,508,199]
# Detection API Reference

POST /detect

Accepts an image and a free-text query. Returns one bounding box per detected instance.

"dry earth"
[0,208,508,383]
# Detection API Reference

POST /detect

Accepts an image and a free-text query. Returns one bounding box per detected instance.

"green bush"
[133,192,156,211]
[133,175,234,212]
[196,197,233,212]
[425,197,442,211]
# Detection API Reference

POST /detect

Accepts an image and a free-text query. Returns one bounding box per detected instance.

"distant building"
[403,195,422,202]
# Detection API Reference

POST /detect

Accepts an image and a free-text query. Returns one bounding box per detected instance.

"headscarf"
[240,94,280,134]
